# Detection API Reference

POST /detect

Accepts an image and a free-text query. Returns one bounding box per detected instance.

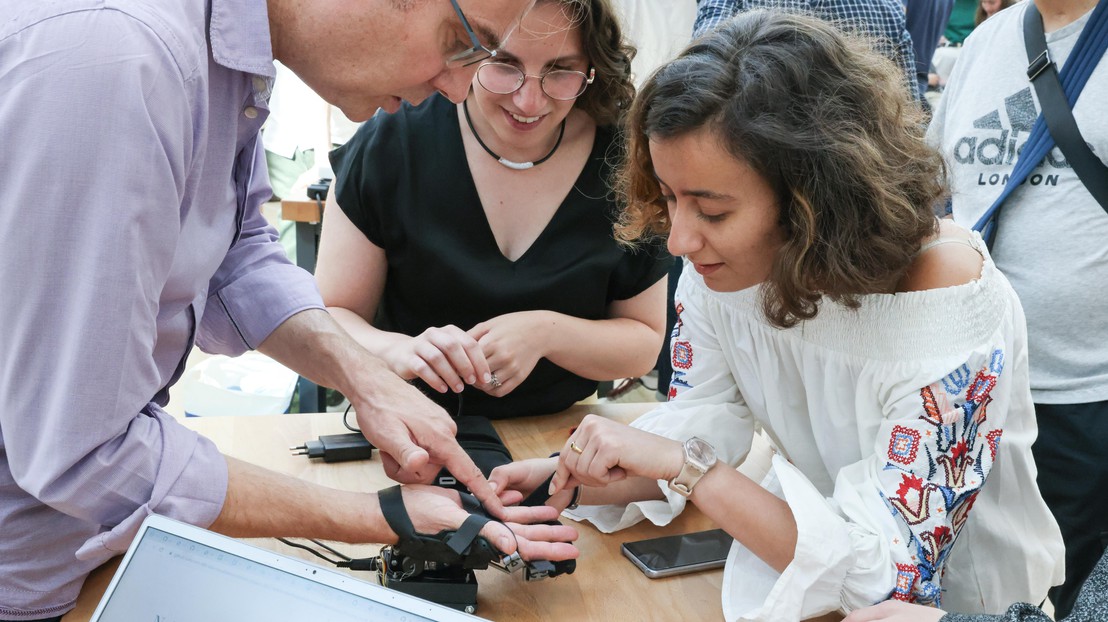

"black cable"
[337,557,381,571]
[308,538,352,561]
[277,537,347,565]
[278,537,379,571]
[343,402,359,433]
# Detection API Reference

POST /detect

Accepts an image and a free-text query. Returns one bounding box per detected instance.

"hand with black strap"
[378,484,580,568]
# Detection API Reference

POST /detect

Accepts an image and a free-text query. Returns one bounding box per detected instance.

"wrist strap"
[566,486,582,511]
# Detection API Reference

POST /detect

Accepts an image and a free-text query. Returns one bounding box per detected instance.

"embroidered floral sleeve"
[738,344,1018,620]
[878,349,1006,606]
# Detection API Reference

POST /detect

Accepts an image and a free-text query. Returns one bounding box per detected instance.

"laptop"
[89,514,482,621]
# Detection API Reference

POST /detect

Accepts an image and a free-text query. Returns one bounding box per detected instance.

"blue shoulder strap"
[973,1,1108,245]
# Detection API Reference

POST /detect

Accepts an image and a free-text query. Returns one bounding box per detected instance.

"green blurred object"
[944,0,978,45]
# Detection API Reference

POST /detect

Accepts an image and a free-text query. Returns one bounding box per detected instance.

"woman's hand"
[380,325,492,394]
[468,311,548,396]
[842,601,946,622]
[397,485,579,562]
[489,458,576,510]
[549,415,685,495]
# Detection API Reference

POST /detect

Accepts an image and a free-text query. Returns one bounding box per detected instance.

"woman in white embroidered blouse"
[489,11,1064,622]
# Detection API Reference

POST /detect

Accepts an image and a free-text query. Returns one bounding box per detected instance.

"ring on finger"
[489,372,503,388]
[569,440,584,454]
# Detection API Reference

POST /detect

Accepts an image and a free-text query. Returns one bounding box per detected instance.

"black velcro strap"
[378,485,415,542]
[520,474,558,507]
[446,513,491,556]
[458,491,484,514]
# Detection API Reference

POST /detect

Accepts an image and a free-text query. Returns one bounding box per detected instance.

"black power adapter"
[290,433,374,463]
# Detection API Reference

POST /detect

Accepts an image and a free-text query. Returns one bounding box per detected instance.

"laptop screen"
[95,526,437,621]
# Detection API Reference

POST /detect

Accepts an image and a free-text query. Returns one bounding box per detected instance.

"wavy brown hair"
[542,0,635,126]
[615,10,946,328]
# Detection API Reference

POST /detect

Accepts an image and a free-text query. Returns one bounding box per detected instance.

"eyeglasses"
[447,0,497,68]
[476,62,596,100]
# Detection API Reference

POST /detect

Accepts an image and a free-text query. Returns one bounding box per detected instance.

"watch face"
[686,437,716,468]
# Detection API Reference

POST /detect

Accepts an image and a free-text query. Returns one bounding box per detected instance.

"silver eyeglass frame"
[447,0,498,67]
[475,63,596,100]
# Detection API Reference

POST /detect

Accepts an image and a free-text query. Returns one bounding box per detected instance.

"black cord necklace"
[463,99,566,170]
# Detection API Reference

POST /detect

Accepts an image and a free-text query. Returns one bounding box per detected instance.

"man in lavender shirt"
[0,0,579,620]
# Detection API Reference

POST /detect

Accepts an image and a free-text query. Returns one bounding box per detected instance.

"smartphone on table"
[620,528,732,579]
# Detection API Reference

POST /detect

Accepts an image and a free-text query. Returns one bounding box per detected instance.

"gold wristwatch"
[667,437,718,497]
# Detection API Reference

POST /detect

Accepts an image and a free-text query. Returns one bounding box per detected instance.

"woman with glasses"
[316,0,669,427]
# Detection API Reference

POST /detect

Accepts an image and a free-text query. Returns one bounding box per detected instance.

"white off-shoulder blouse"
[570,234,1064,620]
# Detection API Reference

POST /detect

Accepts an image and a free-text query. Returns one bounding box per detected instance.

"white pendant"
[498,158,535,170]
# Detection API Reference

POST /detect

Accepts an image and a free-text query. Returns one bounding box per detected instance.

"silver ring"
[489,372,503,388]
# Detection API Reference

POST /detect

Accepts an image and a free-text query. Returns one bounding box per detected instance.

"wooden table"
[64,403,726,621]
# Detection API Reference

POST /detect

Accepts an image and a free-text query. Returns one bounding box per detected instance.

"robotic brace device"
[375,482,575,613]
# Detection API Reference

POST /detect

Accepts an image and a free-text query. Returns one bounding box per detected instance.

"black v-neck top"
[330,95,670,419]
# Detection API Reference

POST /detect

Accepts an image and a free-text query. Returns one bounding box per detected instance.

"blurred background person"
[976,0,1017,25]
[694,0,922,105]
[905,0,955,108]
[928,0,1107,616]
[263,62,362,263]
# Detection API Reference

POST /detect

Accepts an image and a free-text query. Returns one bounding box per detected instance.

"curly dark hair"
[615,10,946,328]
[545,0,635,126]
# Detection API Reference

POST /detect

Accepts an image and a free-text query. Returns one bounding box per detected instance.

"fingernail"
[498,535,512,552]
[455,383,464,393]
[547,482,556,495]
[483,372,492,383]
[467,374,476,384]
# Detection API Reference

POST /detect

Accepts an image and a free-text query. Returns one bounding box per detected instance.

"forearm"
[327,306,411,367]
[578,475,666,507]
[210,456,391,543]
[537,312,663,381]
[690,464,797,573]
[257,307,400,404]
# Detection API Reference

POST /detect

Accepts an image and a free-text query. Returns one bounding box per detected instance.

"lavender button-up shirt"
[0,0,323,617]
